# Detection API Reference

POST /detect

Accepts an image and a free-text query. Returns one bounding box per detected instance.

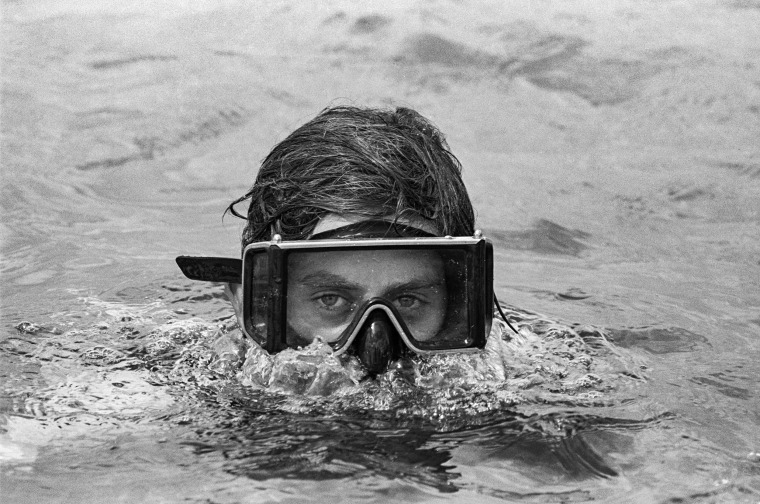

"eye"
[395,295,421,309]
[313,293,354,313]
[318,294,343,308]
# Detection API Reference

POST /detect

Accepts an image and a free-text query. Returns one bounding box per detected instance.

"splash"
[3,292,648,437]
[147,306,651,428]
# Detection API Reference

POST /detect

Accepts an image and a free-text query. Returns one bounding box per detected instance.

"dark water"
[2,1,760,502]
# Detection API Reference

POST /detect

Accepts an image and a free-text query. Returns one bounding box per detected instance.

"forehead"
[288,249,444,284]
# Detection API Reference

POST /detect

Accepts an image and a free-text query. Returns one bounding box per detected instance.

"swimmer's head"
[226,106,475,246]
[223,106,482,374]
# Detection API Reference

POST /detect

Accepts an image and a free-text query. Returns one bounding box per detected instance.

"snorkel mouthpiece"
[353,310,402,376]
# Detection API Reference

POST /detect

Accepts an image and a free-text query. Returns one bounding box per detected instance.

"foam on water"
[228,319,643,425]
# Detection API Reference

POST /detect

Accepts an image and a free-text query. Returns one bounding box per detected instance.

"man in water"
[178,106,512,375]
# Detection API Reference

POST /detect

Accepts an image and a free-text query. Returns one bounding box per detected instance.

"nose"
[353,310,402,376]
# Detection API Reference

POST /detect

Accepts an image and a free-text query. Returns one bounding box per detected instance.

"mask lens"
[244,250,270,347]
[240,237,491,355]
[284,247,472,352]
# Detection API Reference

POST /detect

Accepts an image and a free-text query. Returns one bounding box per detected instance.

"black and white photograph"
[2,0,759,502]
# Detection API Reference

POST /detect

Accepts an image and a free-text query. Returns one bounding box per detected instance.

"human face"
[286,249,448,345]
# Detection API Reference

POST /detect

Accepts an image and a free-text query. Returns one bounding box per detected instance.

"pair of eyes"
[311,292,428,312]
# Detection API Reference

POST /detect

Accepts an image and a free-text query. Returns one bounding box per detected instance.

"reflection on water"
[3,0,760,502]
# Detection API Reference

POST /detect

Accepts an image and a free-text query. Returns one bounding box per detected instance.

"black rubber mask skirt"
[352,310,403,376]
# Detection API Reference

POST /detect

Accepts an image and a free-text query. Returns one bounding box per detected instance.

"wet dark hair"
[226,106,475,248]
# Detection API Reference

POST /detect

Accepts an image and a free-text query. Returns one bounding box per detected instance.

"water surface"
[2,0,760,502]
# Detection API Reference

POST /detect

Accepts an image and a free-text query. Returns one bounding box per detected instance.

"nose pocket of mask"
[353,309,403,376]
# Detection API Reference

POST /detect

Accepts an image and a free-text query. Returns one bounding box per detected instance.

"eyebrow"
[296,271,364,291]
[385,278,446,293]
[295,271,444,292]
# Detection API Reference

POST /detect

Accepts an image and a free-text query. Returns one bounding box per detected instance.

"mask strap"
[493,291,519,339]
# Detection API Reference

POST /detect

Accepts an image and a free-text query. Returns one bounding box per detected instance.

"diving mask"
[176,222,494,373]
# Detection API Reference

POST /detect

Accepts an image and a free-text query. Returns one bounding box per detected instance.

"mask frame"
[239,234,493,355]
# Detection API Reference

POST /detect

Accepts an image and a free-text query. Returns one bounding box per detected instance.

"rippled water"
[2,0,760,502]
